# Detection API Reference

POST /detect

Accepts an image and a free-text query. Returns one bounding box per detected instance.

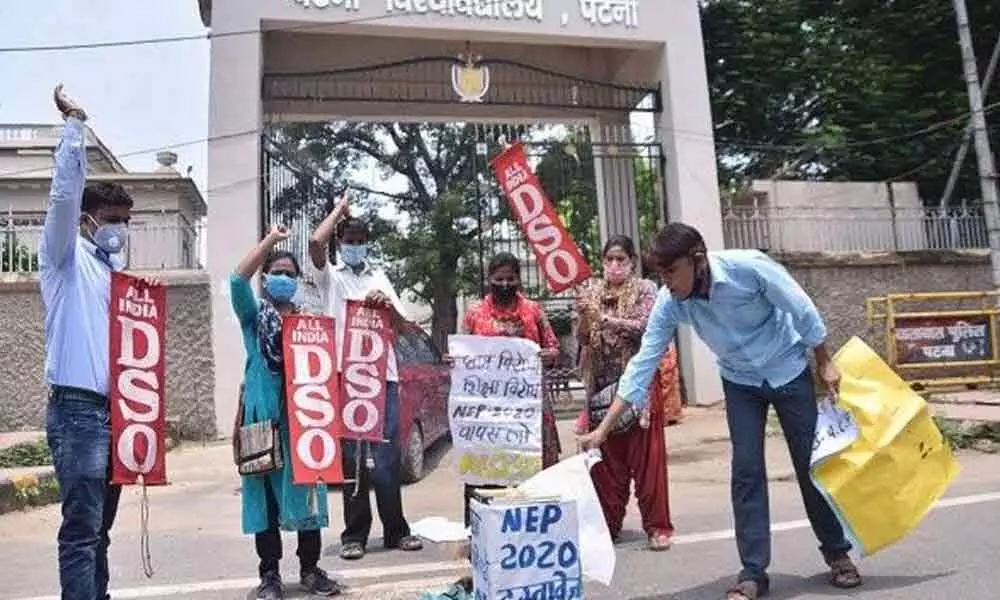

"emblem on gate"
[451,51,490,103]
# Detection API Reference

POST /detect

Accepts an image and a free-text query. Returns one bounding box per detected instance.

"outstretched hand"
[53,84,87,121]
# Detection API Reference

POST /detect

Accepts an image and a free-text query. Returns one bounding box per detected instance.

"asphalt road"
[2,417,999,600]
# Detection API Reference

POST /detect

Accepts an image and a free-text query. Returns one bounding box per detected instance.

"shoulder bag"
[233,382,283,476]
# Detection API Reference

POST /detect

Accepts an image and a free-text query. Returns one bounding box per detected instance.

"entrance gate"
[260,121,667,295]
[203,0,727,433]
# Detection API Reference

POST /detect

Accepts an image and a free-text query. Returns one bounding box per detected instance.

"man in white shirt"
[41,86,134,600]
[309,204,424,561]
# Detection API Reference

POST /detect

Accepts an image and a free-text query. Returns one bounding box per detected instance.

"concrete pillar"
[207,25,264,433]
[656,2,725,406]
[592,117,641,248]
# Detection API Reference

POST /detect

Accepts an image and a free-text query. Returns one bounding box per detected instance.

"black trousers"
[254,479,321,577]
[341,439,410,547]
[340,383,411,547]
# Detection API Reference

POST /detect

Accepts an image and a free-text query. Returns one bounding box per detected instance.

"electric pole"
[953,0,1000,288]
[940,34,1000,209]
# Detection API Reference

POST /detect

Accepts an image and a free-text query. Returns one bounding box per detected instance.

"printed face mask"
[263,274,298,303]
[603,260,632,283]
[340,243,368,267]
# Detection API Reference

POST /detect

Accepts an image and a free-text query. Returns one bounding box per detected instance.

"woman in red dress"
[574,235,674,551]
[457,252,561,525]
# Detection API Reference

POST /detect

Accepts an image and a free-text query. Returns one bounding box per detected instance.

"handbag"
[587,380,640,435]
[233,382,283,476]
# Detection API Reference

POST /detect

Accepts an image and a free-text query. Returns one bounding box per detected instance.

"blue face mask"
[86,215,127,254]
[340,243,368,267]
[263,274,298,303]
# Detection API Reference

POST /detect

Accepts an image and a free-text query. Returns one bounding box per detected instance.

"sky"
[0,1,210,190]
[0,0,658,205]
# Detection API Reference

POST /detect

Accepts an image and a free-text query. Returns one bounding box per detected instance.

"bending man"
[578,223,861,600]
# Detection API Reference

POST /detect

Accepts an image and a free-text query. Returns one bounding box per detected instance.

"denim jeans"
[46,387,123,600]
[340,382,411,547]
[722,367,851,584]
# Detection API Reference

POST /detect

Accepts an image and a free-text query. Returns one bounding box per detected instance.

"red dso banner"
[282,314,344,485]
[491,142,592,293]
[338,300,393,443]
[109,273,167,486]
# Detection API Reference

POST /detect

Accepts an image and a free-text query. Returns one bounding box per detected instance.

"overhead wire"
[0,13,404,54]
[3,6,995,163]
[4,18,998,197]
[3,102,998,183]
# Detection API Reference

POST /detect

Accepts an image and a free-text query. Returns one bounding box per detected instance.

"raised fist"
[53,84,87,121]
[267,224,290,241]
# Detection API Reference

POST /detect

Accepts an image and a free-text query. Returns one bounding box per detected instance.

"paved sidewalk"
[928,390,1000,422]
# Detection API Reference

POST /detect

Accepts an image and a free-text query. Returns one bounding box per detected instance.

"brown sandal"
[647,532,672,551]
[828,556,862,588]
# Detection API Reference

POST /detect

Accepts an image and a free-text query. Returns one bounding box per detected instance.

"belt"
[50,385,108,404]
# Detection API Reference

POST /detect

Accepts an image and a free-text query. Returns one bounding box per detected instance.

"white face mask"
[340,243,368,266]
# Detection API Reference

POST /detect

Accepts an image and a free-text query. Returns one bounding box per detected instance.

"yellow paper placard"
[812,336,960,556]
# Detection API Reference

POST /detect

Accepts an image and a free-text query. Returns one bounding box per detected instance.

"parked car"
[395,329,451,483]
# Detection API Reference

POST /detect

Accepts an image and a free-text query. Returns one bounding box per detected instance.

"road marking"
[638,491,1000,548]
[11,491,1000,600]
[10,562,468,600]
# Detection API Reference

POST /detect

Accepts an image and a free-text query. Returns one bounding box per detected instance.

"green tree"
[702,0,1000,203]
[269,122,517,350]
[534,137,663,265]
[270,122,665,347]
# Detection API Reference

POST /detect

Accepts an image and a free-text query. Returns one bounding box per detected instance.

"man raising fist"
[42,85,135,600]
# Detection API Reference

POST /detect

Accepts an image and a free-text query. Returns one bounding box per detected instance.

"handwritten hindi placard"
[470,498,583,600]
[448,334,543,486]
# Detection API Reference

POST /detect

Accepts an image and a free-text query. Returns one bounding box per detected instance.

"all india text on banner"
[448,334,544,486]
[338,300,393,442]
[109,273,168,486]
[490,142,592,293]
[282,314,344,485]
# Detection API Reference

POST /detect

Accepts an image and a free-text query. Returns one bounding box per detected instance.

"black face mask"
[490,283,518,303]
[690,256,710,300]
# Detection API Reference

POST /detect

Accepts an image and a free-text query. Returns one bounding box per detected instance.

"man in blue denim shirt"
[579,223,862,600]
[41,86,135,600]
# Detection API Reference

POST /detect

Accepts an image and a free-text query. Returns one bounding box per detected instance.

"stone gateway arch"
[199,0,725,433]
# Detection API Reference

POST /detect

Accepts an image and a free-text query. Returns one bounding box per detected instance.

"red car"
[395,329,452,483]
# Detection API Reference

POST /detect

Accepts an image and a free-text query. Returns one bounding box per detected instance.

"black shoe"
[255,571,284,600]
[301,567,343,596]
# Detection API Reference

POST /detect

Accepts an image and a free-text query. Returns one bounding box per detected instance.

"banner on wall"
[338,300,393,442]
[282,314,344,485]
[109,273,168,486]
[490,142,592,294]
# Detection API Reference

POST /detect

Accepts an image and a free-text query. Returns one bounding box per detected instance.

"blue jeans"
[46,387,123,600]
[340,382,411,547]
[722,368,851,584]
